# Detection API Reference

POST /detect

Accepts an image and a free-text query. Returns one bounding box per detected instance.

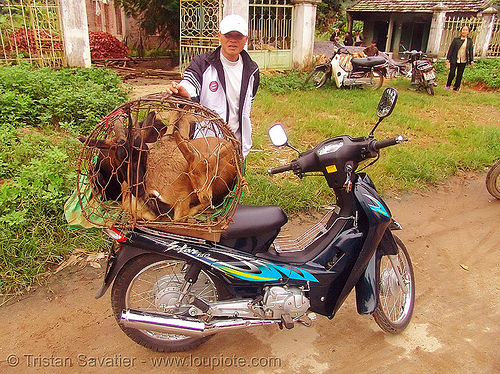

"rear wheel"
[373,235,415,333]
[306,68,329,88]
[424,81,435,95]
[486,160,500,199]
[111,254,223,352]
[364,70,384,90]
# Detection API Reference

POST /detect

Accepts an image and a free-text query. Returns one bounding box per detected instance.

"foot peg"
[280,314,295,329]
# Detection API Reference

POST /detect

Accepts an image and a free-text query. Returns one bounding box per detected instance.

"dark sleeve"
[252,69,260,99]
[180,53,208,101]
[447,39,456,60]
[467,38,474,64]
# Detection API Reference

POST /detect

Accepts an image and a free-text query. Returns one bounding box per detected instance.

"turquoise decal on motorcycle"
[164,242,319,283]
[215,262,319,282]
[200,258,319,283]
[364,194,390,217]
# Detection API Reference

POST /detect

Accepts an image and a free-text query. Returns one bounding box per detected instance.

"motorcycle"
[306,41,387,90]
[402,49,437,95]
[486,160,500,199]
[96,87,415,352]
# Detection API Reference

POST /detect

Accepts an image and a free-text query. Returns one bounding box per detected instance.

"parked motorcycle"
[486,160,500,199]
[96,88,414,352]
[306,41,387,90]
[402,49,437,95]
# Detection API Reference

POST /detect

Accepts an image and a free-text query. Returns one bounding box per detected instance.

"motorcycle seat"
[218,205,288,254]
[352,56,386,68]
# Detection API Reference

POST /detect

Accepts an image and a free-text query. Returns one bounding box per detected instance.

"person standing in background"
[354,31,363,46]
[344,31,353,46]
[445,25,475,92]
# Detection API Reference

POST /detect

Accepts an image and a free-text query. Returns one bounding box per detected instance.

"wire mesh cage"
[75,93,244,241]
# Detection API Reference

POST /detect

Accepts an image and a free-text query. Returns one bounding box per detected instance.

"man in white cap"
[167,14,259,158]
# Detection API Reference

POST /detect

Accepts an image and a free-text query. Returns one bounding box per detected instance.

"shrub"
[463,58,500,89]
[0,65,127,296]
[0,63,128,133]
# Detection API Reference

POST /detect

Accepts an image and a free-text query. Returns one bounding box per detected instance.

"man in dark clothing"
[363,41,379,56]
[344,32,353,46]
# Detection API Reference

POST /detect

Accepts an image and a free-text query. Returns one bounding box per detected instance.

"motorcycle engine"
[262,286,310,319]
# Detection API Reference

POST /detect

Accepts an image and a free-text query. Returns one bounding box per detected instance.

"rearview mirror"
[269,124,288,147]
[377,87,398,118]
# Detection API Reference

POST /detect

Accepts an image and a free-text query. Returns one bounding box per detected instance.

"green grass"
[242,72,500,211]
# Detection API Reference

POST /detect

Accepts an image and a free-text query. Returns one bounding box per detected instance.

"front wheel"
[305,68,329,88]
[424,81,435,95]
[111,254,223,352]
[373,235,415,333]
[486,160,500,199]
[363,70,384,90]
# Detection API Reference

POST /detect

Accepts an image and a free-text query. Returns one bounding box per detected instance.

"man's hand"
[166,81,190,99]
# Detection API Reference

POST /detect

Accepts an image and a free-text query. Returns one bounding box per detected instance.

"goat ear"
[79,136,115,149]
[175,131,198,165]
[142,111,157,127]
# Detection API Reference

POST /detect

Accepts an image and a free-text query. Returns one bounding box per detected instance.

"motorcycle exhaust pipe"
[120,309,281,338]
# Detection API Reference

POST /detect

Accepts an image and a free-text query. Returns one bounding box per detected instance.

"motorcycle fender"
[355,228,398,314]
[94,244,147,299]
[355,250,378,314]
[378,228,399,255]
[313,63,330,73]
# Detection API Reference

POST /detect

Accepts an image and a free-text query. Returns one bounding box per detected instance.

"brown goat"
[81,110,237,223]
[136,131,237,221]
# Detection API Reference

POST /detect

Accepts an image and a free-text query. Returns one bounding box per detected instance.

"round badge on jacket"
[209,81,219,92]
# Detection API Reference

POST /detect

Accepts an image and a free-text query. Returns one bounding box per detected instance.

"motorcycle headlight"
[318,139,344,155]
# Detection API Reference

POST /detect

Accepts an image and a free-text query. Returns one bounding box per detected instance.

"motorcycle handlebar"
[371,135,407,151]
[268,164,294,175]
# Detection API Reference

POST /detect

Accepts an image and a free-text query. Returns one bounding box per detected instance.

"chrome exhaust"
[120,309,281,338]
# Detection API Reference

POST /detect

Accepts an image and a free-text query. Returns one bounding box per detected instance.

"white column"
[292,0,321,70]
[59,0,91,67]
[427,3,448,57]
[223,0,249,21]
[476,7,497,57]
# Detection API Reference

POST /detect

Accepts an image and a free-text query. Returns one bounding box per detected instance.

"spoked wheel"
[424,81,435,95]
[305,69,329,88]
[373,235,415,333]
[111,254,223,352]
[486,160,500,199]
[363,70,384,90]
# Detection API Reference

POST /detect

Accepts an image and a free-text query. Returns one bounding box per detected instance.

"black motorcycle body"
[95,88,415,352]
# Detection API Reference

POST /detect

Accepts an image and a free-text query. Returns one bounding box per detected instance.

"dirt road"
[0,171,499,374]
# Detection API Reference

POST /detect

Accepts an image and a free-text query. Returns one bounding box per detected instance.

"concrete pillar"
[391,20,403,58]
[292,0,321,70]
[60,0,91,67]
[426,3,448,57]
[385,15,395,53]
[223,0,249,22]
[476,7,497,57]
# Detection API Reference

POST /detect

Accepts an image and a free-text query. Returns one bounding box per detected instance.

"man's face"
[218,31,248,62]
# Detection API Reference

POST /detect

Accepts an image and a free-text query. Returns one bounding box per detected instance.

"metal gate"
[0,0,64,67]
[179,0,222,72]
[248,0,293,70]
[439,16,480,57]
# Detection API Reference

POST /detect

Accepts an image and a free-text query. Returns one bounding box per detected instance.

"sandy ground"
[0,81,499,374]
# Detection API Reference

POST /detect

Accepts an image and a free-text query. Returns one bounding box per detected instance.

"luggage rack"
[273,208,336,252]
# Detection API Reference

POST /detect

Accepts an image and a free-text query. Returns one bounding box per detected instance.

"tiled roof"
[347,0,493,14]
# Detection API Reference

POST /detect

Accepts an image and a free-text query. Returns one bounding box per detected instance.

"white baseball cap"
[219,14,248,36]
